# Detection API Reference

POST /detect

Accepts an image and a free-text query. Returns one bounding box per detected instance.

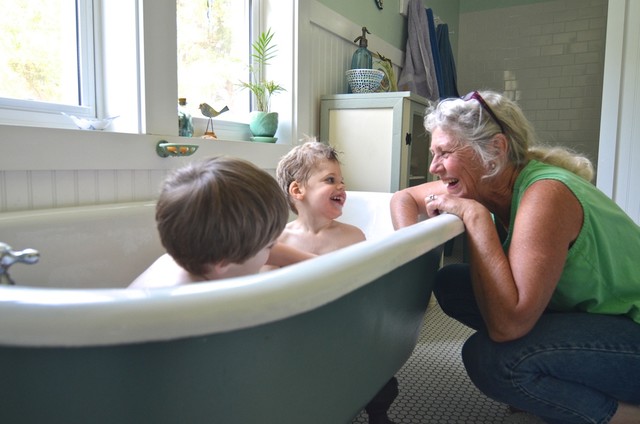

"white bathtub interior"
[0,202,161,288]
[1,191,396,289]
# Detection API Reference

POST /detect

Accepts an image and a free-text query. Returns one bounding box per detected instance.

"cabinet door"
[327,107,397,192]
[320,93,430,193]
[405,99,433,187]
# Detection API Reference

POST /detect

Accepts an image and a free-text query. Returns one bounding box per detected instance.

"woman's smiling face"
[428,128,486,199]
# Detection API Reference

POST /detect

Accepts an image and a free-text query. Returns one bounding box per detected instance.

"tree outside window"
[0,0,94,116]
[177,0,250,122]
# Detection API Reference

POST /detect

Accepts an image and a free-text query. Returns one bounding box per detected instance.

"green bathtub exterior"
[0,247,441,424]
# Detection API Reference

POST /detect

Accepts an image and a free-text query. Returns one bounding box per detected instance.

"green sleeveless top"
[504,160,640,324]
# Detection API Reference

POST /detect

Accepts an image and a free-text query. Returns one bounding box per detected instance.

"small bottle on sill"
[178,97,194,137]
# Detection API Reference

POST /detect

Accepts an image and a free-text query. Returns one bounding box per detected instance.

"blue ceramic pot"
[249,111,278,137]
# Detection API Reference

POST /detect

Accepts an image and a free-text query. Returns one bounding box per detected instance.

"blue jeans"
[433,264,640,424]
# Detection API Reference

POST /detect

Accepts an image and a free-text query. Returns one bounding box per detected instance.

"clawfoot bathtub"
[0,191,463,424]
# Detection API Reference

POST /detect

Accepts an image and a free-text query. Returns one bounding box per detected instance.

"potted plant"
[239,28,286,141]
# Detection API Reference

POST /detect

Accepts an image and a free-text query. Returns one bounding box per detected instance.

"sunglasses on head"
[462,91,505,134]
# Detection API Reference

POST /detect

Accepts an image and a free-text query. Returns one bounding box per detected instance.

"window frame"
[176,0,254,125]
[0,0,295,143]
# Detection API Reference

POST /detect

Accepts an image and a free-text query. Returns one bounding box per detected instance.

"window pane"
[0,0,80,105]
[177,0,250,121]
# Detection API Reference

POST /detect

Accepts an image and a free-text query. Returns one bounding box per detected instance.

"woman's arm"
[390,180,446,229]
[430,180,583,341]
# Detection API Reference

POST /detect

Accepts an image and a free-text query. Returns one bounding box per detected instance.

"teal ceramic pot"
[249,111,278,137]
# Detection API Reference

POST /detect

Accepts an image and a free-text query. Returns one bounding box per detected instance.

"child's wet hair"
[156,156,289,276]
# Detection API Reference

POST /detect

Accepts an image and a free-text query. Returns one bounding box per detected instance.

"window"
[0,0,96,122]
[0,0,293,138]
[176,0,251,122]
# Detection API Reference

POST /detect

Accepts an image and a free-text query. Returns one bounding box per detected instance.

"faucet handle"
[0,242,40,285]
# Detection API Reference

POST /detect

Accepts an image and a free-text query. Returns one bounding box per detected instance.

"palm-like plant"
[239,28,285,113]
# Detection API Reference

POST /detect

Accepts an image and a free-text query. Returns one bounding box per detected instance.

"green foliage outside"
[177,0,248,116]
[0,1,78,104]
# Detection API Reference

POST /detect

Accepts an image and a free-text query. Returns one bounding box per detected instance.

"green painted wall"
[316,0,459,54]
[315,0,406,50]
[314,0,554,59]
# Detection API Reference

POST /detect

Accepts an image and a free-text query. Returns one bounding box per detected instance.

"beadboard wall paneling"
[0,126,291,213]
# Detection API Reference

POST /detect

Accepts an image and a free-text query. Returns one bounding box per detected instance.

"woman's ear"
[289,181,304,200]
[486,134,509,173]
[493,133,509,154]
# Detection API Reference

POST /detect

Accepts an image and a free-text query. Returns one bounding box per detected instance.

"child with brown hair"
[130,156,291,288]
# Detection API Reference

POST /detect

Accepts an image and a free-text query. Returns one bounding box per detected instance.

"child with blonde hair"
[276,140,365,253]
[276,140,398,424]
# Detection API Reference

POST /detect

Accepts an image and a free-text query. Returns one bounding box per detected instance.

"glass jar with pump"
[351,27,372,70]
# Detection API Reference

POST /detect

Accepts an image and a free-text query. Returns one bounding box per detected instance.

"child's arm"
[267,242,316,267]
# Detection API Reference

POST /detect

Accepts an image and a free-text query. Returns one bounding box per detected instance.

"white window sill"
[0,124,292,172]
[189,117,254,142]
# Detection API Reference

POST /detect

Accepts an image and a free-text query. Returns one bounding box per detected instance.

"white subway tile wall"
[457,0,607,174]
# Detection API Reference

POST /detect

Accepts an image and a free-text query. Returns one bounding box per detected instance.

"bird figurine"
[198,103,229,118]
[198,103,229,139]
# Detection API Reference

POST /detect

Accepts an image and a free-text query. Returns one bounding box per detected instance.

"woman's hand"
[425,193,482,221]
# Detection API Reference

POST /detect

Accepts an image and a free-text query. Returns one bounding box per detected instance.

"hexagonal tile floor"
[350,301,545,424]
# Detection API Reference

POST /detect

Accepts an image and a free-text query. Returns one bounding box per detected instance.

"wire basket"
[346,69,385,93]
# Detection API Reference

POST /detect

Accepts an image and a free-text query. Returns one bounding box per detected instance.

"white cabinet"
[319,91,433,193]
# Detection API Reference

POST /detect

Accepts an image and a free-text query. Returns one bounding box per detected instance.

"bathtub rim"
[0,214,464,347]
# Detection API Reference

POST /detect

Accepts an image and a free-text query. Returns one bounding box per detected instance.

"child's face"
[301,159,346,219]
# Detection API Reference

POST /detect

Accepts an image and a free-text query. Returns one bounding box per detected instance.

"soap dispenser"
[351,27,372,70]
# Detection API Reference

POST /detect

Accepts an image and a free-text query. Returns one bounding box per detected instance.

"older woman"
[390,91,640,423]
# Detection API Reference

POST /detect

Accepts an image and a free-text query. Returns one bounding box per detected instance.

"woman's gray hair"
[424,90,593,182]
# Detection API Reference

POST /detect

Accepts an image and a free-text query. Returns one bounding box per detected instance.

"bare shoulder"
[334,221,366,242]
[128,254,187,289]
[520,179,582,220]
[278,221,301,241]
[514,179,583,250]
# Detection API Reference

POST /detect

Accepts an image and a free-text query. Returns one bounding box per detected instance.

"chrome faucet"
[0,242,40,285]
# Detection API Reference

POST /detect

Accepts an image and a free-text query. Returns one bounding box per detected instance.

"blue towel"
[436,23,459,98]
[426,8,445,98]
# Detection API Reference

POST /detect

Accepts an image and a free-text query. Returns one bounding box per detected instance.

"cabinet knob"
[405,132,412,145]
